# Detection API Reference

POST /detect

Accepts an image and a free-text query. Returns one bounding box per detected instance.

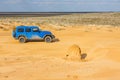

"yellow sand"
[0,25,120,80]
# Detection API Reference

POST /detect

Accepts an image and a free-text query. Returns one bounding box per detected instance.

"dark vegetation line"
[0,12,115,17]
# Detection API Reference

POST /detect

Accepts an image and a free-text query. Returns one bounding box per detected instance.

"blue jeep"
[12,26,55,43]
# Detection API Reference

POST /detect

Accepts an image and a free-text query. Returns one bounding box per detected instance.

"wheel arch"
[43,35,52,39]
[18,35,26,39]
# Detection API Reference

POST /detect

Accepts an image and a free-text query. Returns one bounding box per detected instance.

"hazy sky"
[0,0,120,12]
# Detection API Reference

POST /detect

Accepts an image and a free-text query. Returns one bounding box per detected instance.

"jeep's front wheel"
[19,36,26,43]
[44,36,52,43]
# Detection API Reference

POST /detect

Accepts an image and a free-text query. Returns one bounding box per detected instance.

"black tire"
[19,36,26,43]
[44,36,52,43]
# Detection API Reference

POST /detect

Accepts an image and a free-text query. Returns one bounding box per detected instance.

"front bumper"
[51,35,55,39]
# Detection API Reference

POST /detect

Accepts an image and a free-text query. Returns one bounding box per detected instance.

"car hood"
[41,31,52,35]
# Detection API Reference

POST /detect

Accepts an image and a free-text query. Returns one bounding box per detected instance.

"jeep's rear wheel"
[44,36,52,43]
[19,36,26,43]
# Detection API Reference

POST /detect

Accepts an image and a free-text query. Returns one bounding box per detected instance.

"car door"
[31,27,41,40]
[25,28,32,39]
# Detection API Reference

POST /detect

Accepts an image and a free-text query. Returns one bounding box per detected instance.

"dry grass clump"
[66,44,82,61]
[66,44,87,62]
[0,12,120,31]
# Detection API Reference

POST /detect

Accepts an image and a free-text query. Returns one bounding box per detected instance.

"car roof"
[16,26,39,29]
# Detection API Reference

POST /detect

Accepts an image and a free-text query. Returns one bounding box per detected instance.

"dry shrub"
[66,44,87,61]
[66,44,81,61]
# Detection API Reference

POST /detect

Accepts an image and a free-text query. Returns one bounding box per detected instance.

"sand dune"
[0,26,120,80]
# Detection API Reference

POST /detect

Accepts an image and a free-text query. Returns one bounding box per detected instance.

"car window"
[33,28,39,32]
[26,28,31,32]
[18,28,24,32]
